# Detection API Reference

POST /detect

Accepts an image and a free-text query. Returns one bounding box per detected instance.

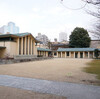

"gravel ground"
[0,86,66,99]
[0,58,98,84]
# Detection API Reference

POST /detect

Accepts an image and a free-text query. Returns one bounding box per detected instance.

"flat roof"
[0,46,6,49]
[37,48,51,52]
[0,33,39,43]
[57,48,100,52]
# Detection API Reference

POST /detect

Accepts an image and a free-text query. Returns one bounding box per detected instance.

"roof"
[0,33,39,43]
[37,47,52,52]
[57,48,100,52]
[0,46,6,49]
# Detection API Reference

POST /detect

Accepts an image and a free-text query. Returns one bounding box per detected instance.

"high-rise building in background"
[0,22,19,34]
[59,32,67,42]
[36,33,49,45]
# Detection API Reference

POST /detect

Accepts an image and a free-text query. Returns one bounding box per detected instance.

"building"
[59,32,67,42]
[53,48,100,58]
[0,33,39,59]
[36,33,49,45]
[0,22,19,34]
[37,48,52,57]
[90,40,100,48]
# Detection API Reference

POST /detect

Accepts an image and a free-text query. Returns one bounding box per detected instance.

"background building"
[59,32,67,42]
[36,33,49,45]
[0,22,19,34]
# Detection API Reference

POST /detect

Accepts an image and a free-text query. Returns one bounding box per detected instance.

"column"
[28,36,30,55]
[88,52,90,58]
[57,52,58,57]
[83,52,85,58]
[17,38,19,55]
[69,52,71,58]
[24,36,26,55]
[61,52,62,58]
[65,52,66,58]
[21,37,23,55]
[78,52,80,58]
[74,52,75,58]
[31,38,32,55]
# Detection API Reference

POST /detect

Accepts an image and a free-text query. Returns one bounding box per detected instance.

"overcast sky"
[0,0,95,41]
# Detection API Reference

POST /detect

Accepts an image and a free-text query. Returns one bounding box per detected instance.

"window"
[19,38,21,55]
[67,52,69,56]
[54,52,57,56]
[23,37,25,55]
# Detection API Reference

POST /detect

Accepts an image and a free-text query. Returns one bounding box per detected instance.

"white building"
[59,32,67,42]
[0,22,19,34]
[36,33,49,45]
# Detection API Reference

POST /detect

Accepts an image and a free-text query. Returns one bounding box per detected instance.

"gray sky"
[0,0,95,41]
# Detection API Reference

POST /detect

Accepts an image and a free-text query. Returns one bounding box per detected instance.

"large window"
[19,38,21,55]
[23,37,25,55]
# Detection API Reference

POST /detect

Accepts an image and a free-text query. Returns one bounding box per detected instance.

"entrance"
[80,52,83,58]
[75,52,78,58]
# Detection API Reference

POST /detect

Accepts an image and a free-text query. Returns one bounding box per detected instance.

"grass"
[84,59,100,80]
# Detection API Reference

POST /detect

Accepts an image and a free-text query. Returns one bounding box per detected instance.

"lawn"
[84,60,100,79]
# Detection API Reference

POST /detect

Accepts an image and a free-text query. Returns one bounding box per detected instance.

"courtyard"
[0,58,99,84]
[0,58,100,99]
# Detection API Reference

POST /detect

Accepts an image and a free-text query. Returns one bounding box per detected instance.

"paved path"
[0,75,100,99]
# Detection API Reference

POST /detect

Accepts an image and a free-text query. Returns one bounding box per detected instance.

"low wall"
[0,57,53,65]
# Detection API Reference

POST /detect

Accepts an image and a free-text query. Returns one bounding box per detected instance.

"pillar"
[88,52,90,58]
[83,52,85,58]
[61,52,62,58]
[65,52,66,58]
[74,52,75,58]
[69,52,71,58]
[78,52,80,58]
[28,36,30,55]
[24,36,26,55]
[57,52,58,57]
[17,38,19,55]
[31,38,33,55]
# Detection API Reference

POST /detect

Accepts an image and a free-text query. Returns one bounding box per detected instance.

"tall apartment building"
[0,22,19,34]
[59,32,67,42]
[36,33,49,45]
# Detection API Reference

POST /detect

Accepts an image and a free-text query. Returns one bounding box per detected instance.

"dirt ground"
[0,58,98,84]
[0,86,66,99]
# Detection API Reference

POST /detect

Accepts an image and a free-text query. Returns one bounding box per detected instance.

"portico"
[53,48,99,59]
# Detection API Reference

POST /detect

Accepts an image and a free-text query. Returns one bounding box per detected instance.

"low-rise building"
[0,33,39,59]
[53,48,100,59]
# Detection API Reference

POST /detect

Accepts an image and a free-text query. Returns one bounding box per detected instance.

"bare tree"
[83,0,100,39]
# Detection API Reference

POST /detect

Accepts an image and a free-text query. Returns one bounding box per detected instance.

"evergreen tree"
[69,27,91,48]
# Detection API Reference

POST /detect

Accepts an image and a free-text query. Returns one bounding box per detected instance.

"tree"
[83,0,100,39]
[94,49,99,59]
[69,27,91,48]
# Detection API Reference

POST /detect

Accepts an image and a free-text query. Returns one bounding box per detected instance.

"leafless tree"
[83,0,100,39]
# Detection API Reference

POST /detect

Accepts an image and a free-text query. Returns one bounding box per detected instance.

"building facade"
[0,33,38,59]
[53,48,100,59]
[36,33,49,45]
[0,22,19,34]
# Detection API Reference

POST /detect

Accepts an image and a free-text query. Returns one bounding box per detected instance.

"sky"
[0,0,96,41]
